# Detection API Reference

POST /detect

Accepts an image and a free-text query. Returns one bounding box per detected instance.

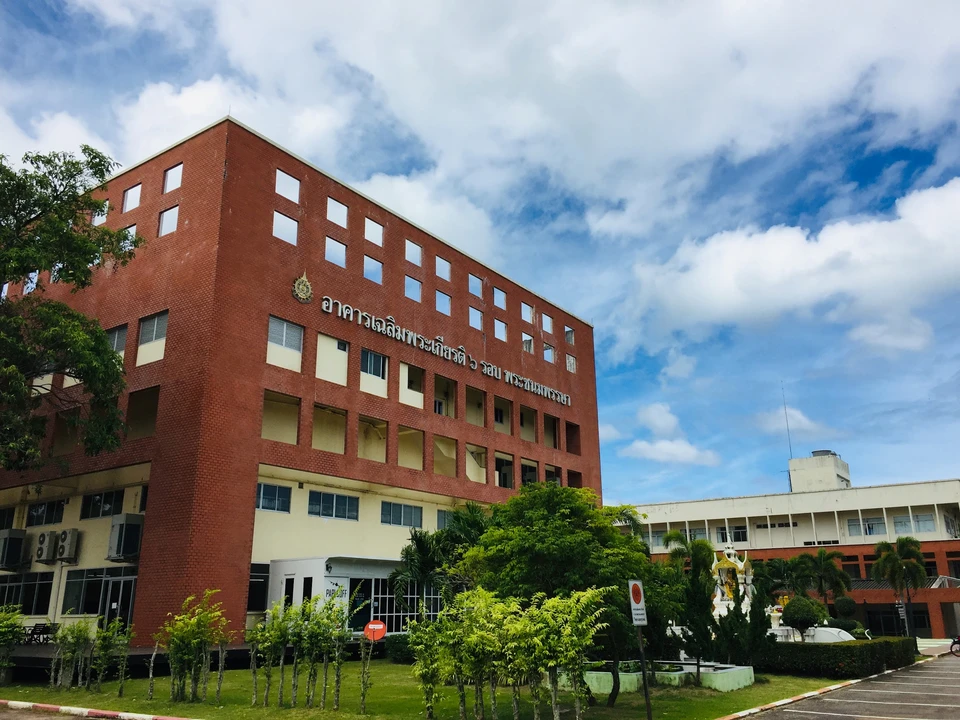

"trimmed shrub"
[782,596,820,638]
[834,596,857,619]
[755,638,916,679]
[385,633,415,664]
[827,618,858,633]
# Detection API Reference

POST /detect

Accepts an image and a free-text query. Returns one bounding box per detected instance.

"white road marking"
[871,681,959,687]
[826,698,955,708]
[785,711,942,719]
[849,688,960,697]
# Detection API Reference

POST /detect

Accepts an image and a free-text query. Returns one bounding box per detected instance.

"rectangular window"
[914,513,935,533]
[268,316,303,351]
[308,491,359,521]
[434,435,457,477]
[436,256,451,281]
[80,490,125,520]
[521,302,533,323]
[127,386,160,440]
[360,348,387,379]
[565,421,581,455]
[0,508,14,532]
[436,290,451,316]
[325,237,347,267]
[521,459,538,485]
[255,483,291,513]
[542,314,553,334]
[544,344,555,363]
[164,164,183,193]
[92,201,108,226]
[565,326,575,344]
[437,509,452,530]
[24,271,38,294]
[847,518,862,536]
[358,416,387,463]
[327,197,348,227]
[469,307,483,330]
[0,572,54,616]
[494,319,507,341]
[405,364,425,393]
[519,405,536,442]
[122,184,141,212]
[732,525,748,543]
[863,516,886,535]
[689,527,707,541]
[494,395,512,434]
[261,391,300,444]
[381,501,422,528]
[495,452,514,489]
[363,256,383,284]
[158,206,179,236]
[545,414,560,449]
[466,386,485,428]
[273,211,298,245]
[522,332,533,353]
[275,169,299,202]
[364,218,383,246]
[26,500,65,527]
[312,404,346,453]
[107,325,127,355]
[121,225,136,251]
[466,443,487,483]
[544,465,560,485]
[494,287,506,309]
[566,354,577,373]
[893,515,912,534]
[405,239,422,266]
[139,311,168,345]
[469,274,482,296]
[398,426,424,470]
[434,375,456,418]
[405,276,421,302]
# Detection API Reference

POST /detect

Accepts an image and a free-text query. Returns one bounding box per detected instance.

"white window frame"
[164,164,183,193]
[361,348,387,379]
[268,316,303,352]
[469,307,483,330]
[122,184,141,212]
[494,287,506,309]
[327,197,348,227]
[363,255,383,284]
[273,211,298,245]
[436,290,451,316]
[494,319,507,341]
[436,256,451,281]
[364,218,383,246]
[275,169,300,203]
[405,276,421,302]
[158,206,179,236]
[325,237,347,267]
[405,239,422,266]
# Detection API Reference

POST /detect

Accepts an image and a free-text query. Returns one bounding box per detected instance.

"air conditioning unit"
[0,530,26,571]
[35,531,58,564]
[57,529,80,563]
[106,513,143,562]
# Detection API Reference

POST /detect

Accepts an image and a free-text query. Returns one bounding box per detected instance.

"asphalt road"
[760,653,960,720]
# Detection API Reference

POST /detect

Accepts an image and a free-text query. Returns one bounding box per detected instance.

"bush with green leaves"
[156,589,231,702]
[755,637,915,678]
[91,617,134,694]
[827,618,859,633]
[781,595,820,641]
[834,596,857,619]
[52,618,94,689]
[385,633,415,664]
[0,605,23,684]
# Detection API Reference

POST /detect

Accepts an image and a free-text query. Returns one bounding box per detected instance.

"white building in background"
[636,450,960,639]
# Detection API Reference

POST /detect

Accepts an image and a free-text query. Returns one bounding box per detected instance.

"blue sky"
[4,1,960,504]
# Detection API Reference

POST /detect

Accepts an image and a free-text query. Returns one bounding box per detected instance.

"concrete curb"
[0,699,199,720]
[714,654,947,720]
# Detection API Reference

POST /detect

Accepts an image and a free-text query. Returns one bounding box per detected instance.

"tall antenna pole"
[782,381,794,492]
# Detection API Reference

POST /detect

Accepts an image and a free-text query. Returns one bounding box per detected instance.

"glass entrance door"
[103,576,136,628]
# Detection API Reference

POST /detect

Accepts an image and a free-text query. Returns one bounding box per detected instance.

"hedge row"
[385,633,415,664]
[755,638,917,679]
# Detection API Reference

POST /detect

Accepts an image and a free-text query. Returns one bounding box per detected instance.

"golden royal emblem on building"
[292,272,313,303]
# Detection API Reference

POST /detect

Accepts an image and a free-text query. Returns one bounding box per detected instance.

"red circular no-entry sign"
[364,620,387,642]
[631,582,643,605]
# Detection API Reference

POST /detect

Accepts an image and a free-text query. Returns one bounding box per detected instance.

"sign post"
[628,580,653,720]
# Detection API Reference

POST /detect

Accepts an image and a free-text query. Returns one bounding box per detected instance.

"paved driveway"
[761,654,960,720]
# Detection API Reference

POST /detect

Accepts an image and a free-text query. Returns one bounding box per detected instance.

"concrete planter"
[567,663,755,694]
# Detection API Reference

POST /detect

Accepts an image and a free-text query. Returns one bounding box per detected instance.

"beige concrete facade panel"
[316,333,348,385]
[135,338,166,367]
[266,342,301,373]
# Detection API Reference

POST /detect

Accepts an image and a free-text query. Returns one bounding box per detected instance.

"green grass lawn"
[0,661,834,720]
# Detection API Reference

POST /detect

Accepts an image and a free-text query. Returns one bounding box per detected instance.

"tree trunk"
[250,643,259,707]
[147,642,158,701]
[607,645,621,708]
[696,656,701,686]
[306,663,317,708]
[216,640,227,706]
[117,647,129,698]
[291,647,299,707]
[474,679,486,720]
[456,675,467,720]
[334,659,342,711]
[321,655,329,710]
[278,646,286,707]
[48,649,59,690]
[548,667,561,720]
[263,658,272,707]
[201,645,210,702]
[489,672,498,720]
[425,685,435,720]
[529,675,542,720]
[572,671,582,720]
[511,684,521,720]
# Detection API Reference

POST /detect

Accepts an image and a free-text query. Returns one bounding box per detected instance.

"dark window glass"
[256,483,291,513]
[247,563,270,612]
[26,500,65,527]
[80,490,125,520]
[0,508,14,531]
[139,486,148,513]
[302,577,313,603]
[381,501,422,528]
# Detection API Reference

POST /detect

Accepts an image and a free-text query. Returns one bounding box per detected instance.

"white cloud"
[0,107,113,165]
[613,178,960,355]
[598,424,623,443]
[756,406,834,439]
[660,347,697,381]
[619,438,720,466]
[636,402,680,438]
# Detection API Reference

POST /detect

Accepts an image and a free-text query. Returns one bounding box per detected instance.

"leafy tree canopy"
[0,146,142,471]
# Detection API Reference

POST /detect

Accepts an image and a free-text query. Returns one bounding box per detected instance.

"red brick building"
[0,118,602,643]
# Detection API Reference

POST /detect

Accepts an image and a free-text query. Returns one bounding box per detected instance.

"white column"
[811,512,818,545]
[933,504,940,536]
[704,518,709,542]
[724,517,730,545]
[788,513,796,547]
[834,511,841,542]
[857,508,864,539]
[685,520,690,540]
[767,514,773,548]
[907,505,915,534]
[881,507,890,539]
[647,522,653,547]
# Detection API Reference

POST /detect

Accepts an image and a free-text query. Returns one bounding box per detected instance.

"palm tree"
[663,529,716,577]
[389,529,443,618]
[798,549,851,602]
[872,536,927,637]
[765,556,814,597]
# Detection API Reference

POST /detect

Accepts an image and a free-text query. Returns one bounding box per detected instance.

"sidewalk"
[917,637,953,655]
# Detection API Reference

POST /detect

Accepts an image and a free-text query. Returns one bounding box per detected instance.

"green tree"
[1,147,143,471]
[663,529,716,576]
[390,529,443,617]
[408,609,444,720]
[765,556,814,597]
[715,579,749,665]
[678,566,717,684]
[834,595,857,619]
[781,595,819,641]
[872,536,926,638]
[798,548,851,602]
[462,483,648,708]
[0,605,23,685]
